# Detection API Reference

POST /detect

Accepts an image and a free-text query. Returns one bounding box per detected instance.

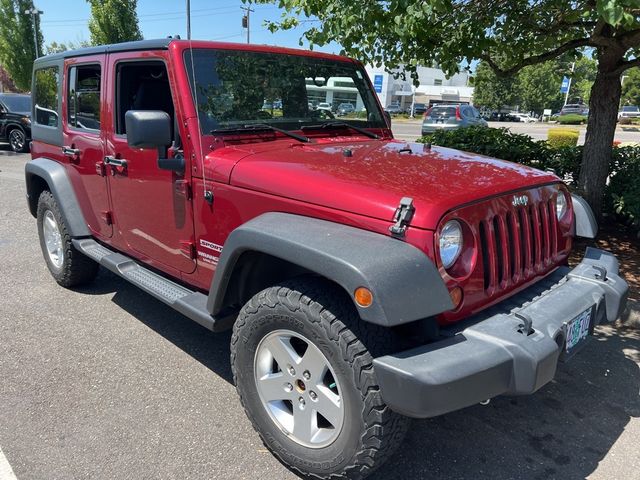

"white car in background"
[511,113,538,123]
[317,102,333,112]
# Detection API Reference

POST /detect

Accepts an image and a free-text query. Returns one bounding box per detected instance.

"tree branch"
[613,57,640,75]
[619,28,640,49]
[481,37,593,77]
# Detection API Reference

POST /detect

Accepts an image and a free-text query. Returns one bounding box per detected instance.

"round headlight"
[439,220,463,269]
[556,193,567,219]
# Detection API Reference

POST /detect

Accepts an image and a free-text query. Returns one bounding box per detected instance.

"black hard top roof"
[34,38,172,64]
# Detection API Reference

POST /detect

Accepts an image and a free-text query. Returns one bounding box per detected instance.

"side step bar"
[73,238,220,331]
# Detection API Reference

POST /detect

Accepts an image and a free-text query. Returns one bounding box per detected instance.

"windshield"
[1,95,31,113]
[428,106,457,118]
[184,49,385,134]
[622,106,639,112]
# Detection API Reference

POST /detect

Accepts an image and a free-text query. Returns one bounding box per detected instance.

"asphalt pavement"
[1,148,640,480]
[391,119,640,144]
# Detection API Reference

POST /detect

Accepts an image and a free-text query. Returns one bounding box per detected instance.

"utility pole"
[240,6,254,44]
[186,0,191,40]
[24,5,43,58]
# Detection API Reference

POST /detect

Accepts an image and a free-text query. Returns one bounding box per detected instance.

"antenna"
[186,0,191,40]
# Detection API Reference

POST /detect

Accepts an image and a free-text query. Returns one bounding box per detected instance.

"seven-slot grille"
[478,195,560,294]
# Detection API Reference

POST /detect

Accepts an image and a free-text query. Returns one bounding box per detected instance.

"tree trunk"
[578,55,622,218]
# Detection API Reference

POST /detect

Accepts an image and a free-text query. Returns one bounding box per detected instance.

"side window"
[115,61,174,136]
[67,64,101,131]
[34,66,59,127]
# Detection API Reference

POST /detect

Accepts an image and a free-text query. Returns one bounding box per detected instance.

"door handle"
[62,146,80,157]
[104,155,128,175]
[104,156,127,167]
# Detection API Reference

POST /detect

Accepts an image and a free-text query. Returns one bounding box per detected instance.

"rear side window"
[67,64,101,131]
[34,66,59,127]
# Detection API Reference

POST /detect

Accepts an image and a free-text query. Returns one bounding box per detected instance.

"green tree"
[570,56,598,103]
[473,62,519,111]
[621,67,640,106]
[45,40,90,55]
[87,0,143,46]
[256,0,640,216]
[0,0,43,91]
[518,62,564,115]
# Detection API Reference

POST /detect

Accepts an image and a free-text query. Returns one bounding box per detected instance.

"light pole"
[240,6,254,44]
[24,6,43,58]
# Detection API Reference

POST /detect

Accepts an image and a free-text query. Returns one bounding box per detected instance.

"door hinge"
[389,197,415,237]
[175,180,192,200]
[180,241,196,260]
[101,211,113,226]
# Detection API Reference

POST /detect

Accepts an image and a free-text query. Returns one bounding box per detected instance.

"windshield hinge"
[389,197,415,237]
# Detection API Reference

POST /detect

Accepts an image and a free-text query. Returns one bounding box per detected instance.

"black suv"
[0,93,31,152]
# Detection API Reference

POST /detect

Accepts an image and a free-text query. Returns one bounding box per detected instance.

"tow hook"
[515,312,534,335]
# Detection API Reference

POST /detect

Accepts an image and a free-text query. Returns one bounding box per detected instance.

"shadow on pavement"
[75,269,234,384]
[77,268,640,480]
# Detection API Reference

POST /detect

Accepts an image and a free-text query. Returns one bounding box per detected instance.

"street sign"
[560,76,570,93]
[373,75,383,93]
[543,108,552,116]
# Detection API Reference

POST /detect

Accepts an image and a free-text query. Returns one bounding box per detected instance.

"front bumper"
[373,247,628,418]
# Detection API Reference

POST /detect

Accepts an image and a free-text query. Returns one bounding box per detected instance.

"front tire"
[231,279,408,479]
[36,191,99,287]
[8,127,28,153]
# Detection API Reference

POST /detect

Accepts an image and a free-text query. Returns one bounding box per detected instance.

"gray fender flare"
[571,194,598,238]
[207,213,453,327]
[25,158,90,238]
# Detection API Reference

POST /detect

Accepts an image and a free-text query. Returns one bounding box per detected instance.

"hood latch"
[389,197,415,237]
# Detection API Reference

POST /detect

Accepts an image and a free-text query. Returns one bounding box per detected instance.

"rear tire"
[36,191,99,287]
[231,278,409,480]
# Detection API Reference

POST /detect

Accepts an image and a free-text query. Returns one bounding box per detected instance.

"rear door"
[103,52,196,274]
[62,55,112,238]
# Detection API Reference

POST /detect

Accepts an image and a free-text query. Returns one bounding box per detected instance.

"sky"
[37,0,341,53]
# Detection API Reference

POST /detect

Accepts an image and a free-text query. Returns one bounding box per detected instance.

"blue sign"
[560,76,570,93]
[373,74,383,93]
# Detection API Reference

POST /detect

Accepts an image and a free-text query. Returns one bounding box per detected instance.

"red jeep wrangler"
[25,39,628,479]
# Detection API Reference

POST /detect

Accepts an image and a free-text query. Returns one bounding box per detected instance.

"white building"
[365,65,474,110]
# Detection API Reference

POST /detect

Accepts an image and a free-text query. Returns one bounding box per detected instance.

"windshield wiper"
[211,124,310,143]
[301,121,379,139]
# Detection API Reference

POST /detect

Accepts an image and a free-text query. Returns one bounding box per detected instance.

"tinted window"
[1,95,31,113]
[68,64,101,131]
[34,66,59,127]
[428,106,456,118]
[622,106,639,112]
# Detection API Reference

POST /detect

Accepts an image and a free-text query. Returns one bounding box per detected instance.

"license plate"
[563,306,594,356]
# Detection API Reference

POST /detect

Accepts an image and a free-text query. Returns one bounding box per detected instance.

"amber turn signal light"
[449,286,463,309]
[354,287,373,308]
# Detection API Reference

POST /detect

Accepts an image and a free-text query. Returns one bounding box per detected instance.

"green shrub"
[618,117,632,125]
[547,128,579,149]
[557,114,587,125]
[608,145,640,223]
[416,126,581,180]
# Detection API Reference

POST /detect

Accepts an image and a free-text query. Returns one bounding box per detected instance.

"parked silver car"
[421,104,487,135]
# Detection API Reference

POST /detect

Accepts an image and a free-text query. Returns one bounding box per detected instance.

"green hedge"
[547,128,579,149]
[417,126,639,223]
[557,114,587,125]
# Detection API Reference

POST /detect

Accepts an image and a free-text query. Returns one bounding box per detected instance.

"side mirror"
[125,110,184,173]
[383,110,392,128]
